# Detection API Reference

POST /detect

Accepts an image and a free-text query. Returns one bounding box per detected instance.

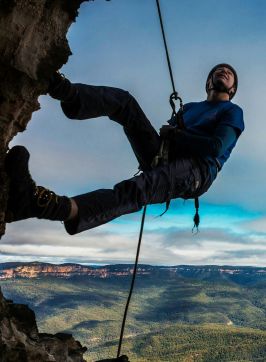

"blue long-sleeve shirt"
[168,100,244,179]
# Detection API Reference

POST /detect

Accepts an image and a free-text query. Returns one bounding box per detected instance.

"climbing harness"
[116,1,193,359]
[155,0,200,231]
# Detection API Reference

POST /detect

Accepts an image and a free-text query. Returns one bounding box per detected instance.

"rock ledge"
[0,287,87,361]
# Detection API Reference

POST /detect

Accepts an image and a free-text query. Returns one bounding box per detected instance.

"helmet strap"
[208,73,235,98]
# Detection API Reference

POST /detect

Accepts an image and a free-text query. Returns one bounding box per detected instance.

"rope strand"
[117,1,182,357]
[156,0,176,95]
[117,206,147,358]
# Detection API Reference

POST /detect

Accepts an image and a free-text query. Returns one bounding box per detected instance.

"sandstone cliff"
[1,262,266,281]
[0,0,88,237]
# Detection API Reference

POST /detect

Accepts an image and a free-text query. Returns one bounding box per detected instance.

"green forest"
[1,265,266,361]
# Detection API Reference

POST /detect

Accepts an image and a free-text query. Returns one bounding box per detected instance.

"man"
[5,64,244,234]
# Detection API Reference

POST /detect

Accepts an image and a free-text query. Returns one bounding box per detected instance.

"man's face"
[210,66,235,93]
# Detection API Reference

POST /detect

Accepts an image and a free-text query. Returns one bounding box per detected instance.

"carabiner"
[169,92,183,114]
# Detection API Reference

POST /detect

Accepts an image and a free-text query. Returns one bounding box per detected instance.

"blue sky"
[2,0,266,266]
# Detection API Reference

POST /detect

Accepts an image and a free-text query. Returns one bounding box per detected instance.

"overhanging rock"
[0,0,88,236]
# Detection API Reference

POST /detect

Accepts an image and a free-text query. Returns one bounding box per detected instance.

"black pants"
[57,84,213,235]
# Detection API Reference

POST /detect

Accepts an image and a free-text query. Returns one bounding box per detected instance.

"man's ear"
[229,86,236,98]
[206,78,213,92]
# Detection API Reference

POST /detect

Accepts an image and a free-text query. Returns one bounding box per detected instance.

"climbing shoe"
[47,71,66,96]
[5,146,71,223]
[47,71,78,102]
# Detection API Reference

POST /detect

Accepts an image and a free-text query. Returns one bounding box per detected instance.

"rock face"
[0,0,87,237]
[0,287,87,361]
[1,262,266,281]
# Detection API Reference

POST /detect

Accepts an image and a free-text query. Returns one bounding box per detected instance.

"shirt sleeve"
[218,104,245,136]
[169,123,238,159]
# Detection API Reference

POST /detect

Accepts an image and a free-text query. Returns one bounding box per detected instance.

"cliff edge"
[0,287,87,361]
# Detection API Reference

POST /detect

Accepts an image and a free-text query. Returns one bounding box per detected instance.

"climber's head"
[206,63,238,100]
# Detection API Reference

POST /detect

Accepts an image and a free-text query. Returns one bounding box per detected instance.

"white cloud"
[242,217,266,234]
[5,0,266,267]
[2,212,266,267]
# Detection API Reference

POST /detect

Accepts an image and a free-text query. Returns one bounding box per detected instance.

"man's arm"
[162,123,238,158]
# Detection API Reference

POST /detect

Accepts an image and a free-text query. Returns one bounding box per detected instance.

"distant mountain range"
[0,261,266,284]
[1,262,266,361]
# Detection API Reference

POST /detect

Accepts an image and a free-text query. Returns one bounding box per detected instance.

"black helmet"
[205,63,238,100]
